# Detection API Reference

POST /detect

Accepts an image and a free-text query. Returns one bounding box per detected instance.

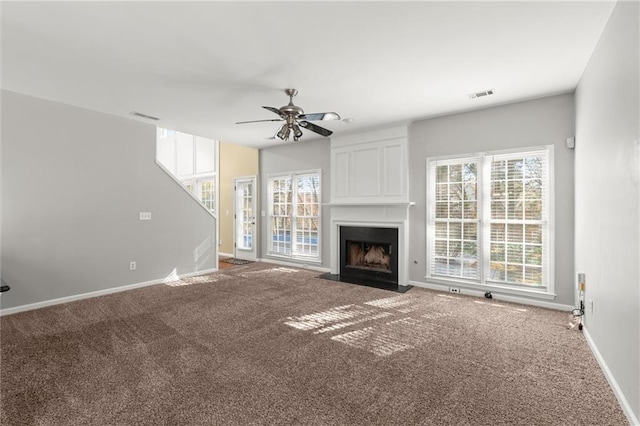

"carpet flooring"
[0,262,627,425]
[221,258,254,265]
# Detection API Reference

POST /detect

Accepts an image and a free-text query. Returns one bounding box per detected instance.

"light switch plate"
[139,212,152,221]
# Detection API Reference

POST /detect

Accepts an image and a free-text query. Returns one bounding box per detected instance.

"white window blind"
[427,147,551,291]
[429,157,480,280]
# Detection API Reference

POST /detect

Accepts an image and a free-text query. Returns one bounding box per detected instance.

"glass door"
[234,177,257,261]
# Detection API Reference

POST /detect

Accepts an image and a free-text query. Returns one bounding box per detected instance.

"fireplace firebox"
[340,226,398,287]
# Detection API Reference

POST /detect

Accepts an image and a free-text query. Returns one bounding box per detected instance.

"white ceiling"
[1,1,615,149]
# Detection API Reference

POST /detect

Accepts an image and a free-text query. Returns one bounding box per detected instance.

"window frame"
[267,169,322,263]
[156,128,217,216]
[426,146,554,298]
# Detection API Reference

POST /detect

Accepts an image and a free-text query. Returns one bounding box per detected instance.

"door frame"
[233,175,258,261]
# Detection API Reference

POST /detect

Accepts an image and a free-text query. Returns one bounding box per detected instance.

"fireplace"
[340,226,398,287]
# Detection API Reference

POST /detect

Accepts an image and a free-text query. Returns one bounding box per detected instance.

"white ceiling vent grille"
[467,89,495,99]
[129,111,160,121]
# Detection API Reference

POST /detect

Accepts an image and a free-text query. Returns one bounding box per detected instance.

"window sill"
[267,253,322,264]
[423,276,556,300]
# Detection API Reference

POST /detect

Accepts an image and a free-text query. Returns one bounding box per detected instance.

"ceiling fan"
[236,89,341,141]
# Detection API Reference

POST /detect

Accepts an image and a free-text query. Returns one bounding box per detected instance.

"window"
[156,128,217,215]
[269,171,321,261]
[198,178,216,212]
[427,147,552,292]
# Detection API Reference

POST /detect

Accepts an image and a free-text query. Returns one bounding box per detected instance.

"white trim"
[257,258,330,273]
[425,145,553,292]
[330,125,407,148]
[546,145,556,296]
[215,140,220,265]
[408,280,573,311]
[267,169,322,263]
[218,252,234,258]
[583,327,640,426]
[0,268,218,317]
[422,275,557,300]
[233,175,258,261]
[323,202,416,207]
[266,168,321,180]
[331,218,409,286]
[266,252,323,265]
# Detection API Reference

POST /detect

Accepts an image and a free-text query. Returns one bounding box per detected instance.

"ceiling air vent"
[129,111,160,121]
[468,89,495,100]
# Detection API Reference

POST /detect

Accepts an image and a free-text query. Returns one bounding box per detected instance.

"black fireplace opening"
[340,226,399,286]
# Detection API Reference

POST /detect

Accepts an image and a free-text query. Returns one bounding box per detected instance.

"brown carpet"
[0,262,627,425]
[221,258,254,265]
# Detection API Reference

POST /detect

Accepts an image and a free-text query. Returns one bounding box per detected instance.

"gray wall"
[1,91,217,310]
[408,94,576,306]
[575,0,639,421]
[258,138,331,269]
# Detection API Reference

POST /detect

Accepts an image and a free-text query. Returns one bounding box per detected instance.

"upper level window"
[268,171,321,261]
[156,128,217,215]
[426,146,552,293]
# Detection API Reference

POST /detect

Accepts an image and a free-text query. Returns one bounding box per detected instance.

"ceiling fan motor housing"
[280,103,304,118]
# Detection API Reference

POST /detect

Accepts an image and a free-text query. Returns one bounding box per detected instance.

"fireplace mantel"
[328,125,412,288]
[329,204,411,288]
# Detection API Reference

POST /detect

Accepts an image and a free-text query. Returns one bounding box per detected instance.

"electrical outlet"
[449,287,460,294]
[219,239,223,245]
[589,299,594,315]
[129,261,136,271]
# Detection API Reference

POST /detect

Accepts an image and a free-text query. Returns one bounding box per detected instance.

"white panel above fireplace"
[352,146,379,196]
[333,151,350,198]
[383,144,403,196]
[331,125,408,204]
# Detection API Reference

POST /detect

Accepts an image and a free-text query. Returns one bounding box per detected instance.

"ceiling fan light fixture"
[276,124,288,140]
[292,123,303,139]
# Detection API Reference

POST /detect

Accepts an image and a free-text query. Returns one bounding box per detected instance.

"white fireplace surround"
[328,126,412,287]
[329,205,412,287]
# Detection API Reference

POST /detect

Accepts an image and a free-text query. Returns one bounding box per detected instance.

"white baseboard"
[408,280,574,311]
[0,268,218,317]
[583,327,639,426]
[257,258,330,273]
[218,252,234,258]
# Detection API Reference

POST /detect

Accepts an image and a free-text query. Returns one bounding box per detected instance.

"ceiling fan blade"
[262,106,285,118]
[299,121,333,137]
[236,118,283,125]
[298,112,341,121]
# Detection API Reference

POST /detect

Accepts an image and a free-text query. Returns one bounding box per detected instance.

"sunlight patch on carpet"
[164,273,232,287]
[331,327,413,356]
[331,317,441,357]
[284,305,376,331]
[284,295,451,357]
[313,312,393,334]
